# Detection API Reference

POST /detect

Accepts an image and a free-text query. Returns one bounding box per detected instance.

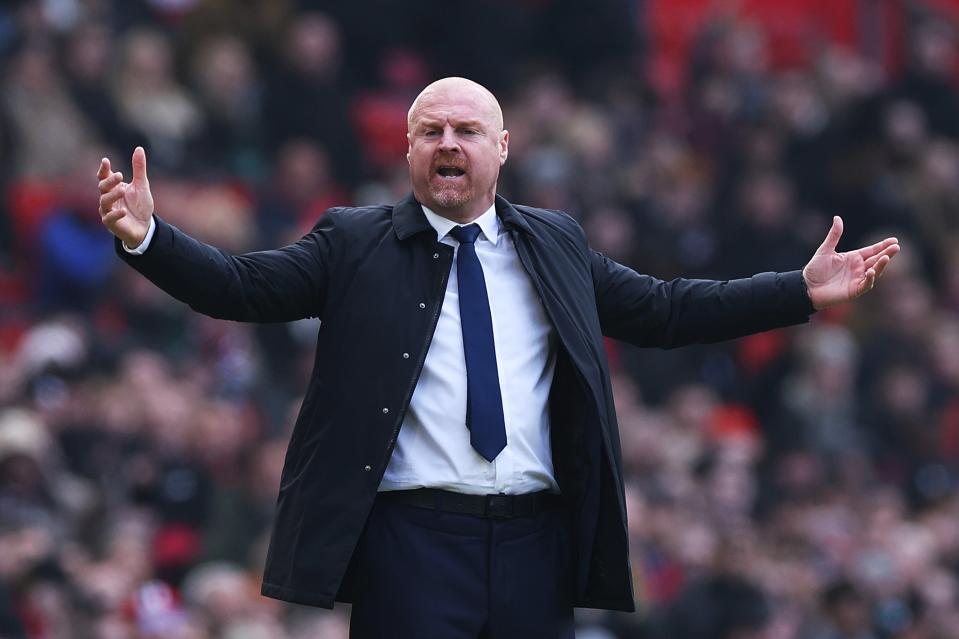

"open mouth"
[436,167,466,178]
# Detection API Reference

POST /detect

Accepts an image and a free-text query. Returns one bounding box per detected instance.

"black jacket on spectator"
[116,193,814,611]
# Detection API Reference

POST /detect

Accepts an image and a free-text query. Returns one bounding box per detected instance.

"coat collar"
[391,193,533,241]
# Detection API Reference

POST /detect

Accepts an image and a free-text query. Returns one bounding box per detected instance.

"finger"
[862,244,900,270]
[97,172,123,194]
[816,216,843,254]
[855,237,899,260]
[859,267,876,296]
[132,146,149,187]
[102,208,127,226]
[862,253,889,273]
[99,185,127,212]
[97,158,112,180]
[872,254,892,280]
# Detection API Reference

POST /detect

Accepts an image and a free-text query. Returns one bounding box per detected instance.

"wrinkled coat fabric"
[117,193,815,611]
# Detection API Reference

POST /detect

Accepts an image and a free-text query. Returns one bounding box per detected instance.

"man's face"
[407,83,508,222]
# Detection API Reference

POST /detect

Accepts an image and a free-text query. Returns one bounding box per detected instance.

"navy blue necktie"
[449,224,507,462]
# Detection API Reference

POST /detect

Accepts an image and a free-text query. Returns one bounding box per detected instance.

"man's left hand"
[802,216,900,311]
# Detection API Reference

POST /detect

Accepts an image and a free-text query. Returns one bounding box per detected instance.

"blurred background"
[2,0,959,637]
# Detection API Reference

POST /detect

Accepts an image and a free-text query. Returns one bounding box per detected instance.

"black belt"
[378,488,562,520]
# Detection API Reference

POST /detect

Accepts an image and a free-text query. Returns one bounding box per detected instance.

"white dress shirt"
[379,204,559,495]
[125,205,560,495]
[122,216,157,255]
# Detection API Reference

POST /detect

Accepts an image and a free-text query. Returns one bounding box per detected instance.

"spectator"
[2,41,94,178]
[190,35,266,179]
[113,29,204,172]
[262,12,363,188]
[62,21,141,154]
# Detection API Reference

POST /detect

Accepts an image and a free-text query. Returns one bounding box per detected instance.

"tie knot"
[450,223,482,245]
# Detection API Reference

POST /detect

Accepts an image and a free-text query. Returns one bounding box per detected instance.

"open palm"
[97,146,155,248]
[802,216,900,310]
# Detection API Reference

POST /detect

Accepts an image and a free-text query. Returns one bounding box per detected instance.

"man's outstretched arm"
[591,217,900,348]
[98,147,334,322]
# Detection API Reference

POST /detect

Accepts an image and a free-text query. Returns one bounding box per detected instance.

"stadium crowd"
[2,0,959,637]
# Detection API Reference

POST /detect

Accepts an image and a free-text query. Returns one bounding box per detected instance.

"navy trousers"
[348,495,576,639]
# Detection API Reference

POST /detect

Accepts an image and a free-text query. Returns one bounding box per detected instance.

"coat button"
[418,302,426,309]
[364,465,372,472]
[382,407,389,414]
[433,253,439,259]
[402,352,410,359]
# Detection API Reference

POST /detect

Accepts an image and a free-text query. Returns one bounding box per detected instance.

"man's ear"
[407,133,412,165]
[499,130,509,165]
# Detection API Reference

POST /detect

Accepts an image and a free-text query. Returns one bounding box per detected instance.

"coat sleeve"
[589,251,816,348]
[115,210,341,322]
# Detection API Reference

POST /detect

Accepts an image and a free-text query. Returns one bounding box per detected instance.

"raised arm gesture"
[97,146,155,248]
[802,216,900,310]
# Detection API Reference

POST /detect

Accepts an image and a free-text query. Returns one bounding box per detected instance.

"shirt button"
[364,465,372,472]
[418,302,426,309]
[382,407,389,414]
[402,352,410,359]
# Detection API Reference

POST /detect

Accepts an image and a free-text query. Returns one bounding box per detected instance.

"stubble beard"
[429,181,472,209]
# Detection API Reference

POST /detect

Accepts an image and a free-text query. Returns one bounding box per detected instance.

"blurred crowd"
[2,0,959,637]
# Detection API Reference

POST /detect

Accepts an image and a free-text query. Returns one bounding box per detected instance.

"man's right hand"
[97,146,155,248]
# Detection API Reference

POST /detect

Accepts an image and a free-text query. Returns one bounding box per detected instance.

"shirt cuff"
[121,216,156,255]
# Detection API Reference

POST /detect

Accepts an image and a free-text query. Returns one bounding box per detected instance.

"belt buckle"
[485,493,513,520]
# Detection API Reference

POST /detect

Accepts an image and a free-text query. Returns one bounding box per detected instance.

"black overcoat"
[117,193,815,612]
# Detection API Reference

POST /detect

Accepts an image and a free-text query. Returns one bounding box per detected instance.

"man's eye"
[461,129,478,135]
[424,130,439,136]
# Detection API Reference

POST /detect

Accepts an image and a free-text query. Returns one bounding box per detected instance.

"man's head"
[407,77,508,223]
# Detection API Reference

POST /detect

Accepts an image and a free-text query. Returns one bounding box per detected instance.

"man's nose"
[438,128,460,151]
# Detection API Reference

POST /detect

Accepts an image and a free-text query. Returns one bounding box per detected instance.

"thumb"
[816,215,843,254]
[132,146,149,187]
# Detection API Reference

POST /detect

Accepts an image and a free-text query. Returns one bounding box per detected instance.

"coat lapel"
[391,193,433,240]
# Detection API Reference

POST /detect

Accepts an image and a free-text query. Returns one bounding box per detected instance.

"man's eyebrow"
[415,118,486,130]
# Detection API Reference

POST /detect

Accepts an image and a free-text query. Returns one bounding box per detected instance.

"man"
[97,77,899,638]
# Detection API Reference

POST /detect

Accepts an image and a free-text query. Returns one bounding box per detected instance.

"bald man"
[99,78,898,638]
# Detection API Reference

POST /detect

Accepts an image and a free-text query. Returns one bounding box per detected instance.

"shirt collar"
[421,204,501,246]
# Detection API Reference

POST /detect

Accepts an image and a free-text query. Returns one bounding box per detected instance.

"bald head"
[405,76,509,223]
[407,77,504,133]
